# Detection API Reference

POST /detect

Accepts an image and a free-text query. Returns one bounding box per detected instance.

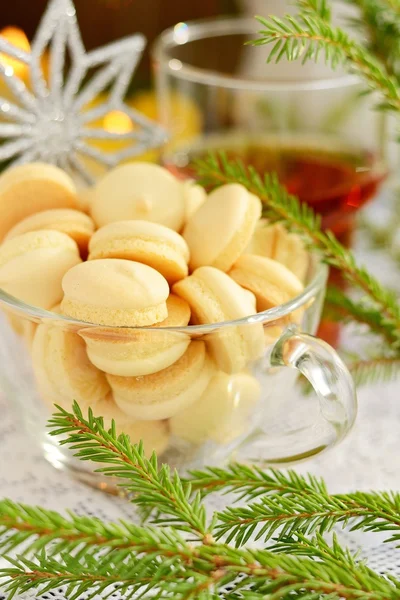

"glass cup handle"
[270,326,357,442]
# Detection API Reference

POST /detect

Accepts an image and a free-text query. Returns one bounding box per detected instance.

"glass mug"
[0,256,356,491]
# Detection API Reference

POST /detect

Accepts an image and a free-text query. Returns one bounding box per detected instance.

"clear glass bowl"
[0,257,357,492]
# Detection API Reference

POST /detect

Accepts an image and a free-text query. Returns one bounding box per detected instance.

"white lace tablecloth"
[0,197,399,597]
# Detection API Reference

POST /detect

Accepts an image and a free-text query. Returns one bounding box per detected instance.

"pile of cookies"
[0,161,308,456]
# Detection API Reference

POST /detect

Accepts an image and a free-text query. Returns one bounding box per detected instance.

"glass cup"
[152,17,388,246]
[0,256,357,491]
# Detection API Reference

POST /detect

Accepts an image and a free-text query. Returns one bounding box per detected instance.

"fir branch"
[48,402,209,540]
[214,489,400,547]
[252,13,400,114]
[0,500,198,561]
[323,289,400,385]
[188,465,327,500]
[296,0,332,20]
[349,0,400,22]
[325,286,399,343]
[246,539,399,600]
[188,467,400,544]
[343,0,400,76]
[0,550,195,600]
[268,532,400,592]
[379,0,400,11]
[349,356,400,386]
[195,153,400,349]
[1,538,399,600]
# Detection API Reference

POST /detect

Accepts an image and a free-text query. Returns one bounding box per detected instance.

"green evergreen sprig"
[299,0,400,76]
[344,0,400,76]
[48,402,209,539]
[252,13,400,113]
[47,406,400,554]
[188,465,400,546]
[296,0,332,20]
[195,153,400,351]
[0,500,193,558]
[0,406,400,600]
[3,537,399,600]
[214,489,400,547]
[188,464,328,500]
[325,285,400,343]
[349,355,400,386]
[381,0,400,12]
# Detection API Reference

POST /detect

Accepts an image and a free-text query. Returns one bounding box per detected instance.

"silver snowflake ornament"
[0,0,166,184]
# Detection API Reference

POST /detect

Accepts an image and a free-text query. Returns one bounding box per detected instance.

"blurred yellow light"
[103,110,133,134]
[131,90,203,143]
[0,27,31,79]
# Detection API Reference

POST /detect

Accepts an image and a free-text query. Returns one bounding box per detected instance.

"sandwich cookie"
[88,220,189,284]
[61,259,169,326]
[108,341,215,420]
[247,220,309,282]
[229,254,304,312]
[90,163,186,232]
[5,209,95,257]
[32,323,110,412]
[173,266,264,373]
[170,371,261,445]
[87,395,170,458]
[0,230,81,309]
[0,163,79,241]
[80,294,191,377]
[183,183,262,272]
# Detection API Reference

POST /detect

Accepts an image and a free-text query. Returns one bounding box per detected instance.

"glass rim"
[152,16,360,92]
[0,260,328,333]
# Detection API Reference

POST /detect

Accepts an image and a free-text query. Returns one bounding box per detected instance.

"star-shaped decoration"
[0,0,166,184]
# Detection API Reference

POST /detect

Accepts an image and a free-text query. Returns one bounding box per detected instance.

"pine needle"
[252,13,400,114]
[187,465,328,500]
[215,489,400,547]
[48,402,209,539]
[343,0,400,76]
[324,286,398,338]
[349,356,400,386]
[296,0,332,20]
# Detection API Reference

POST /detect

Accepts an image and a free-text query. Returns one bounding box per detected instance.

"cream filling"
[111,352,215,420]
[90,234,187,261]
[61,297,168,326]
[86,337,190,377]
[89,238,188,282]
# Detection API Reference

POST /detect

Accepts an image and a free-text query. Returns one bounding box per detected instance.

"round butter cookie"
[90,163,185,232]
[0,230,81,309]
[0,163,79,241]
[61,259,169,326]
